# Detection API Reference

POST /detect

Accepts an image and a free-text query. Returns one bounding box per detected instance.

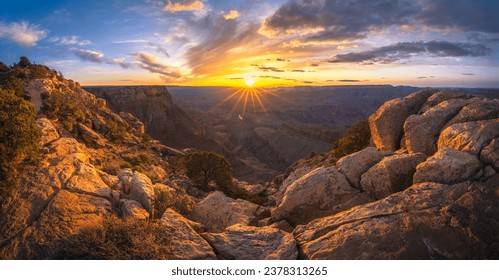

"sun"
[245,77,255,87]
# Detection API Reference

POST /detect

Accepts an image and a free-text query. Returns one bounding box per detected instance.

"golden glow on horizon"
[245,77,255,87]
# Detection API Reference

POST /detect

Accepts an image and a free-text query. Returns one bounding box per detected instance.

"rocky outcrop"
[272,167,371,225]
[36,118,60,146]
[360,153,427,200]
[160,209,216,260]
[190,191,264,232]
[120,199,149,221]
[336,147,393,189]
[369,89,436,151]
[404,98,474,155]
[77,123,107,148]
[294,176,499,259]
[438,119,499,155]
[481,138,499,170]
[202,224,298,260]
[414,148,482,184]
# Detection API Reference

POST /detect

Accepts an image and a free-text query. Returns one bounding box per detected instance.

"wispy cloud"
[49,35,91,46]
[108,58,131,69]
[71,48,104,63]
[0,21,47,48]
[164,0,205,13]
[112,39,149,44]
[134,52,183,81]
[223,10,239,20]
[329,41,491,64]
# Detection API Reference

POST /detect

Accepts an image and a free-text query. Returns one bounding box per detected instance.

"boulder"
[369,89,436,151]
[37,118,60,146]
[438,119,499,155]
[202,224,298,260]
[414,148,482,184]
[66,162,111,197]
[272,167,371,225]
[361,153,427,199]
[419,90,471,113]
[445,98,499,128]
[77,123,107,148]
[160,209,216,259]
[336,147,393,189]
[404,98,474,155]
[276,166,311,205]
[190,191,263,232]
[294,177,499,259]
[120,199,149,221]
[129,172,155,212]
[480,138,499,170]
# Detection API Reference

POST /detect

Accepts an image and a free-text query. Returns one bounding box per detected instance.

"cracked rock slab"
[202,224,298,260]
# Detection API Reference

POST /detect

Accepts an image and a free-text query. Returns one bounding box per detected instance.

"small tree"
[0,89,41,196]
[184,151,232,193]
[332,119,371,158]
[17,56,32,68]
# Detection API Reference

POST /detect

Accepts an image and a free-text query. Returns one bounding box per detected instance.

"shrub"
[331,119,371,158]
[153,185,195,219]
[184,151,233,193]
[43,217,174,259]
[41,91,84,131]
[17,56,32,68]
[105,119,127,142]
[0,89,41,196]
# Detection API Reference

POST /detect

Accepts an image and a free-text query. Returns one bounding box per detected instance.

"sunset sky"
[1,0,498,87]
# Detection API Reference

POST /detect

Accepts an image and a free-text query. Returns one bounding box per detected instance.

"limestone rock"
[445,98,499,128]
[202,224,298,260]
[129,172,155,212]
[336,147,393,189]
[419,90,471,113]
[294,177,499,259]
[272,167,371,225]
[404,98,474,155]
[480,138,499,170]
[37,118,60,146]
[414,148,482,184]
[276,166,311,205]
[144,165,168,183]
[438,119,499,155]
[361,153,427,200]
[190,191,263,232]
[369,89,436,151]
[160,209,216,260]
[66,162,111,197]
[77,123,107,148]
[120,199,149,221]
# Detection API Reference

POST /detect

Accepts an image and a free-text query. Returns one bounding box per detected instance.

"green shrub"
[332,119,371,158]
[105,119,127,142]
[0,89,41,196]
[184,151,233,193]
[43,217,174,260]
[119,162,133,169]
[17,56,32,68]
[153,185,195,219]
[41,91,84,131]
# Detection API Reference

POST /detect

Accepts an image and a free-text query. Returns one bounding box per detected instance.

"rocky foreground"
[1,81,498,259]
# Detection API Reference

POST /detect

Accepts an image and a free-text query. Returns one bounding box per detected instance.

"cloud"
[148,42,170,57]
[258,66,285,72]
[112,39,149,44]
[49,35,91,46]
[71,48,104,63]
[108,58,131,69]
[329,41,491,64]
[134,52,182,81]
[260,0,417,40]
[164,0,205,13]
[0,21,47,47]
[260,0,499,41]
[337,79,362,82]
[462,73,476,76]
[223,10,240,20]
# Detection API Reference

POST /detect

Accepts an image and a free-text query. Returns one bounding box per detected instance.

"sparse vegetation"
[0,89,41,196]
[104,119,128,142]
[43,217,174,260]
[184,151,233,192]
[331,119,371,158]
[153,185,195,219]
[41,91,85,132]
